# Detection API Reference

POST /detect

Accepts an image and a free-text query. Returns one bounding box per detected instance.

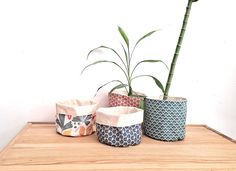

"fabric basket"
[144,96,187,141]
[56,99,97,137]
[96,106,143,147]
[108,90,144,108]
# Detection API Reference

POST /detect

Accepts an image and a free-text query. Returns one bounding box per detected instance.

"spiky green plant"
[82,26,167,96]
[163,0,198,100]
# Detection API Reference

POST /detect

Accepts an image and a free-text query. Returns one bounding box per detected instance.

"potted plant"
[82,26,167,108]
[143,0,199,141]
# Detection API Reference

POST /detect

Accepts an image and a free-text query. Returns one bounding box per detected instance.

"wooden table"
[0,123,236,171]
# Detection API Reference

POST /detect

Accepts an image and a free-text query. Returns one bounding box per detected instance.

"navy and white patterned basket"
[144,97,187,141]
[96,106,143,147]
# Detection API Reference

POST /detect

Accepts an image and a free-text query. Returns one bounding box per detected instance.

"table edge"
[1,122,235,156]
[0,123,32,157]
[28,122,236,143]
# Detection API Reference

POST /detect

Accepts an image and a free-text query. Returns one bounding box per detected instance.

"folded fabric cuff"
[96,106,143,127]
[56,99,98,116]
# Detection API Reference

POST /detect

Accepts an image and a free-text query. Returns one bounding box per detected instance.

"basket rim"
[110,90,145,97]
[56,99,98,116]
[96,106,143,127]
[145,96,187,102]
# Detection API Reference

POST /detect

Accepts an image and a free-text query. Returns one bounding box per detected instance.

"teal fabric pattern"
[143,98,187,141]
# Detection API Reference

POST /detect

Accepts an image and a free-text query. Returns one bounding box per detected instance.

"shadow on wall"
[93,89,109,108]
[205,65,236,140]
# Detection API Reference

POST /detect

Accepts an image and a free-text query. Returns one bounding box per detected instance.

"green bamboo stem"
[163,0,198,100]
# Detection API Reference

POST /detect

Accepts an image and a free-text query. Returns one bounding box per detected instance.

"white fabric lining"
[96,106,143,127]
[56,99,98,116]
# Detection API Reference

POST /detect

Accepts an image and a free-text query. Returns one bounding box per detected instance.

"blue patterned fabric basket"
[144,97,187,141]
[96,123,142,147]
[96,106,143,147]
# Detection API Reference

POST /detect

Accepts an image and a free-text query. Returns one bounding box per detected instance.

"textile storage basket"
[96,106,143,147]
[56,99,98,136]
[144,97,187,141]
[108,90,144,108]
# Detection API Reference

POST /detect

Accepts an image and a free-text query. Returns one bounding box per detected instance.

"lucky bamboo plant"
[162,0,199,100]
[82,26,167,96]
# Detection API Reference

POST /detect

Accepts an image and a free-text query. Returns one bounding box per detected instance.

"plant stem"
[127,46,133,96]
[163,0,196,100]
[128,85,132,96]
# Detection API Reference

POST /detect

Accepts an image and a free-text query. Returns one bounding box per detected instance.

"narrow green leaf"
[131,29,160,56]
[135,30,159,48]
[120,43,129,70]
[86,45,127,71]
[131,59,168,77]
[87,46,116,59]
[87,46,102,60]
[81,60,129,81]
[109,83,128,94]
[149,75,165,93]
[118,26,129,48]
[132,75,165,93]
[94,80,127,96]
[82,60,108,74]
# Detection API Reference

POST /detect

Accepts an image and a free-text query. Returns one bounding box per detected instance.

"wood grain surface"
[0,123,235,171]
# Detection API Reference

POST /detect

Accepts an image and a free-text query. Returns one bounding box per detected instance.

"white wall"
[0,0,235,150]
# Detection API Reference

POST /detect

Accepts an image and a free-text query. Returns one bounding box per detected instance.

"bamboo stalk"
[163,0,198,100]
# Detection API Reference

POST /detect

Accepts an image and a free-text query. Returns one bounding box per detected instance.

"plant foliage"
[82,26,167,96]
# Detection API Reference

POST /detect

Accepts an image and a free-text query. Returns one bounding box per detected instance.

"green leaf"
[118,26,129,48]
[132,75,165,93]
[149,75,165,93]
[109,83,128,94]
[135,30,159,48]
[94,80,127,96]
[120,43,129,69]
[81,60,128,80]
[86,45,127,71]
[86,46,101,60]
[131,29,160,56]
[131,59,168,77]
